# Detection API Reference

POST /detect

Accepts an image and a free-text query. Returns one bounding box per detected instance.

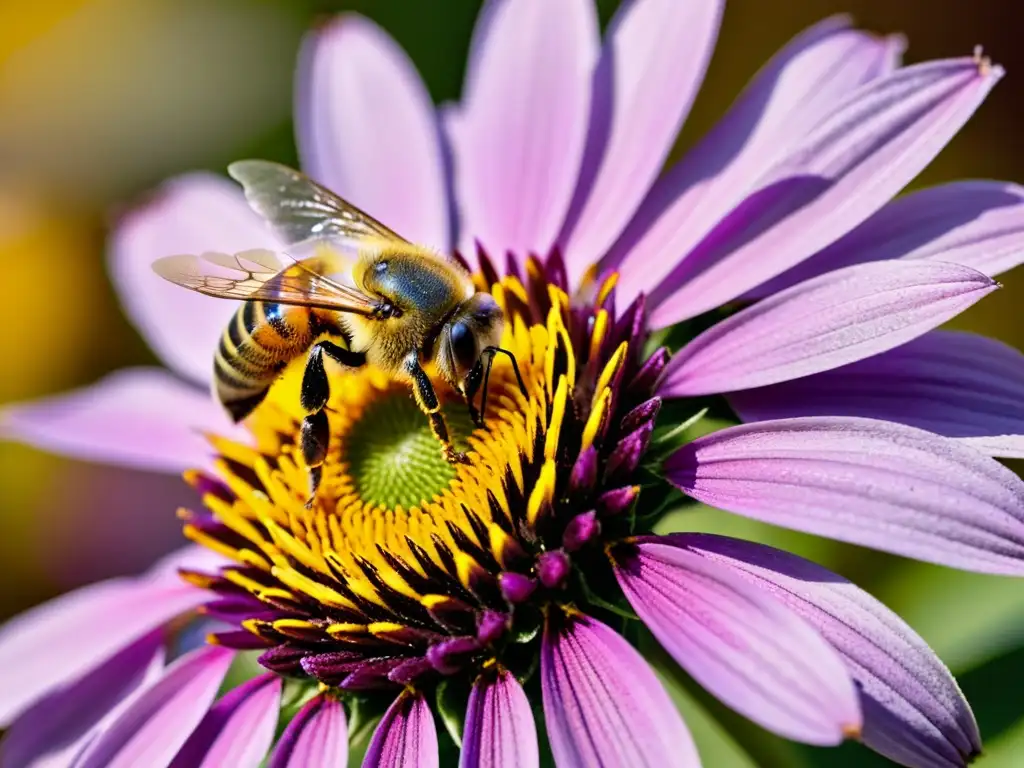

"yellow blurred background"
[1,2,1023,763]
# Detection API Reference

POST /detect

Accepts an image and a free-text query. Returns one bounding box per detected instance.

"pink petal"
[751,181,1024,296]
[660,261,995,397]
[74,644,235,768]
[647,55,1003,324]
[0,632,165,767]
[0,570,207,726]
[110,173,281,384]
[558,0,723,283]
[616,540,860,744]
[296,15,449,250]
[665,416,1024,575]
[609,16,900,305]
[363,691,437,768]
[730,330,1024,457]
[541,613,699,767]
[0,368,246,473]
[461,669,538,768]
[448,0,598,259]
[676,533,981,768]
[269,695,348,768]
[171,674,282,768]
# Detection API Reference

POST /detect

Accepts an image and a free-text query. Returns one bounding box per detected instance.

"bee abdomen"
[214,302,311,422]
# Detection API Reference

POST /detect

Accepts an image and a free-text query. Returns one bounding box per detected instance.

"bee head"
[440,293,504,387]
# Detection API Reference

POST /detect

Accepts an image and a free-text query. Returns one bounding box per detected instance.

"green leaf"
[575,567,638,621]
[435,677,471,748]
[346,694,386,766]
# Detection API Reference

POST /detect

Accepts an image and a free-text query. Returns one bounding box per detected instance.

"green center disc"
[343,391,474,509]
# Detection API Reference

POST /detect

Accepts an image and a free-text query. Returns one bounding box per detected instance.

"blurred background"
[1,0,1022,765]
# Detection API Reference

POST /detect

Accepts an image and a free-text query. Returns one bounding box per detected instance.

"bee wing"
[228,159,410,251]
[152,248,377,315]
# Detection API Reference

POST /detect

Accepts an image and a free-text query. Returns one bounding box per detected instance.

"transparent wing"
[152,248,377,315]
[228,159,410,250]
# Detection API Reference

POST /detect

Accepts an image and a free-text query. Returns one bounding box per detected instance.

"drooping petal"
[674,533,981,768]
[110,174,280,384]
[461,669,538,768]
[363,690,438,768]
[0,632,164,767]
[74,645,235,768]
[615,541,860,744]
[646,54,1003,325]
[170,674,281,768]
[751,181,1024,296]
[541,612,700,767]
[609,16,901,304]
[0,368,245,472]
[0,571,208,726]
[448,0,598,258]
[730,330,1024,457]
[268,695,348,768]
[296,15,449,250]
[558,0,723,283]
[660,261,995,396]
[665,417,1024,575]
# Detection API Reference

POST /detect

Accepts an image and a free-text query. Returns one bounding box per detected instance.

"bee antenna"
[477,346,527,424]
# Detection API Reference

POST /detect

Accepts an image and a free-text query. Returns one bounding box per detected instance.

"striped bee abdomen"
[214,301,319,422]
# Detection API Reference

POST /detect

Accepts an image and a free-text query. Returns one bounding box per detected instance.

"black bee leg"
[405,355,469,464]
[300,410,329,506]
[462,359,485,427]
[300,341,367,506]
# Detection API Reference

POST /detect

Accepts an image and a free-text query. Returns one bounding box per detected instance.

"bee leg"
[300,410,329,506]
[462,359,485,427]
[300,341,367,506]
[405,354,469,464]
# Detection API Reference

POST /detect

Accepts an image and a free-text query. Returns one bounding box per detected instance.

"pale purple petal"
[541,613,699,767]
[150,544,231,583]
[28,638,166,768]
[661,261,995,397]
[609,17,901,304]
[296,15,449,250]
[616,541,860,744]
[269,695,348,768]
[460,669,538,768]
[448,0,598,258]
[730,330,1024,456]
[75,645,235,768]
[675,533,981,768]
[558,0,723,283]
[171,674,281,768]
[646,55,1003,325]
[0,571,207,726]
[0,368,247,473]
[665,416,1024,574]
[363,691,437,768]
[110,174,281,384]
[0,632,164,767]
[958,434,1024,458]
[751,181,1024,296]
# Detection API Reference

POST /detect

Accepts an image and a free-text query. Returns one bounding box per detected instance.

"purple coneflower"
[3,1,1024,767]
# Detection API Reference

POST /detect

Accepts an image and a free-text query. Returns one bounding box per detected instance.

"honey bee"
[153,160,524,503]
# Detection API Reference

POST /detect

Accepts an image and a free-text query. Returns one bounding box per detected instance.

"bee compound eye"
[450,321,477,370]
